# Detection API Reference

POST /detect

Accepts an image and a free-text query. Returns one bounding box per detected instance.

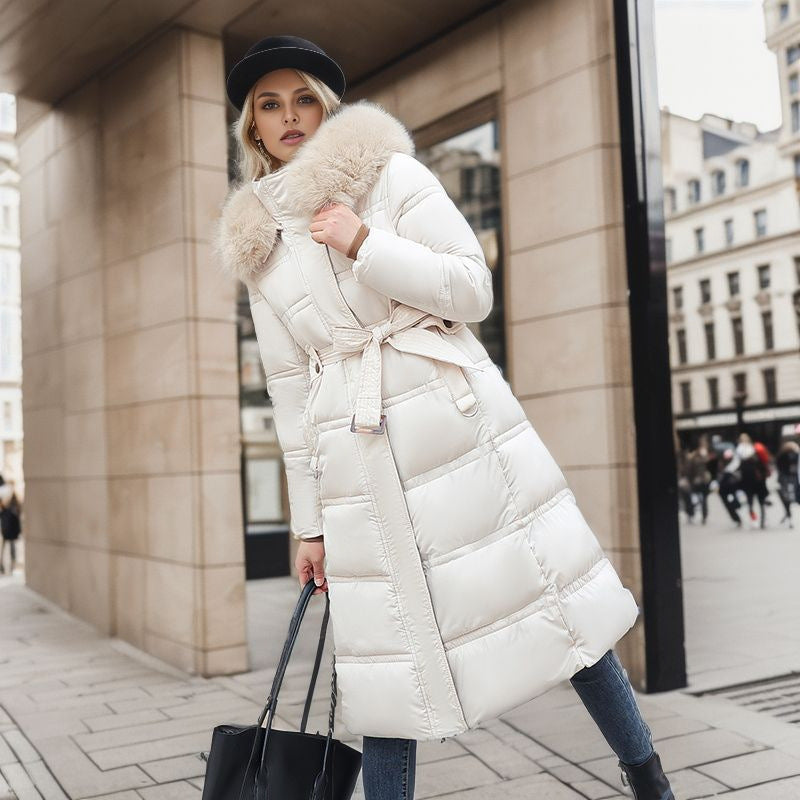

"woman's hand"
[309,202,364,257]
[295,539,328,595]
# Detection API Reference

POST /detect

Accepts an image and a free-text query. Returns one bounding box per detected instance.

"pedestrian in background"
[734,433,770,529]
[753,439,774,507]
[717,448,743,527]
[676,445,695,522]
[775,439,799,528]
[686,437,713,524]
[0,475,21,575]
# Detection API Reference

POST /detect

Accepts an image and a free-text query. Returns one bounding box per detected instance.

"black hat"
[226,35,346,111]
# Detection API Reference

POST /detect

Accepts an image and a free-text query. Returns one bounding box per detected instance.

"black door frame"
[613,0,688,691]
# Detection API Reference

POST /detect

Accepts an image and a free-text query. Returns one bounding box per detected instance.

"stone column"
[499,0,645,682]
[17,27,247,675]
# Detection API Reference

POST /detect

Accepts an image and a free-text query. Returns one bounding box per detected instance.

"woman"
[732,433,769,529]
[717,447,744,527]
[215,35,674,800]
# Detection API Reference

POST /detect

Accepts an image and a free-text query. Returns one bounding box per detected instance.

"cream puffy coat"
[215,100,639,741]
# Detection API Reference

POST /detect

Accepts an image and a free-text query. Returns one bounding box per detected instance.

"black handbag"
[200,579,362,800]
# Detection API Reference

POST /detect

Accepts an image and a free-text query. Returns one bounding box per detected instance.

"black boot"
[619,751,674,799]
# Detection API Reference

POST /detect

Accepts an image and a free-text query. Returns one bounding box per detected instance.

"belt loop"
[437,362,478,417]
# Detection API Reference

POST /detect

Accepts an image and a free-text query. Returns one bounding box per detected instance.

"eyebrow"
[256,87,310,99]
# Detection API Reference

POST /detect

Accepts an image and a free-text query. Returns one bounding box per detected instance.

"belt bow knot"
[304,304,484,451]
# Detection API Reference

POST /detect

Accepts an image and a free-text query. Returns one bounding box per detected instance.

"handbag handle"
[258,582,336,800]
[301,586,330,734]
[239,579,338,800]
[258,579,332,729]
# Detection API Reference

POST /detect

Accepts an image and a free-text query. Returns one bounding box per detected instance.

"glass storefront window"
[245,457,283,524]
[415,120,507,376]
[237,284,286,537]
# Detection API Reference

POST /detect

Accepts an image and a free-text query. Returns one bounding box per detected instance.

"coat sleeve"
[350,151,494,323]
[248,285,323,542]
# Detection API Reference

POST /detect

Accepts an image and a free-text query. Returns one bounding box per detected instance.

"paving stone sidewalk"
[3,570,800,799]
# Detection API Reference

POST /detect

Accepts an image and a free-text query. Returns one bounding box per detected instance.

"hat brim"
[226,46,346,111]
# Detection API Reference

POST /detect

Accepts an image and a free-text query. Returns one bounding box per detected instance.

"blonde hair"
[232,69,342,182]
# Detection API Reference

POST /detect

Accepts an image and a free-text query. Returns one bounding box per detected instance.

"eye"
[261,95,316,110]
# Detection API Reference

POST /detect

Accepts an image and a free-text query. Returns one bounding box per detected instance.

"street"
[680,481,800,691]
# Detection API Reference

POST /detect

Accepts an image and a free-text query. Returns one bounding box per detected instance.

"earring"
[254,136,269,158]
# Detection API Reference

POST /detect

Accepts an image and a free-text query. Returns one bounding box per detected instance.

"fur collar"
[213,100,415,284]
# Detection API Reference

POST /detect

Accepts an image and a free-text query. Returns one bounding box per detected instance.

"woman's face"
[251,68,324,165]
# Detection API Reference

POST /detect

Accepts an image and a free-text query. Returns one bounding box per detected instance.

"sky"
[654,0,783,132]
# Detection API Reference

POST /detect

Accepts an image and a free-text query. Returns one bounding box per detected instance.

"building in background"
[662,109,800,450]
[767,0,800,165]
[0,93,22,494]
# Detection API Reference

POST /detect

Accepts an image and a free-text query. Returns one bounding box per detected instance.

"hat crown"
[244,35,327,59]
[226,34,346,110]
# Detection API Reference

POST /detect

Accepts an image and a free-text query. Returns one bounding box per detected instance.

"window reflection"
[237,288,286,532]
[415,120,507,376]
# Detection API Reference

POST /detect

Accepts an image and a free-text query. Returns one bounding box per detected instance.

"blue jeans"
[361,649,655,800]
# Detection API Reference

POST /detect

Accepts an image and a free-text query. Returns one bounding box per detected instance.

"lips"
[281,130,304,141]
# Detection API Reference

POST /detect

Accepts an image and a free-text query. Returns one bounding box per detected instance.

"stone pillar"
[17,27,247,675]
[498,0,646,683]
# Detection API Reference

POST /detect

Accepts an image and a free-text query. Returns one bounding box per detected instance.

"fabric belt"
[301,303,486,473]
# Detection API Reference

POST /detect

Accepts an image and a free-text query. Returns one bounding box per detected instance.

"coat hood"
[213,100,415,284]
